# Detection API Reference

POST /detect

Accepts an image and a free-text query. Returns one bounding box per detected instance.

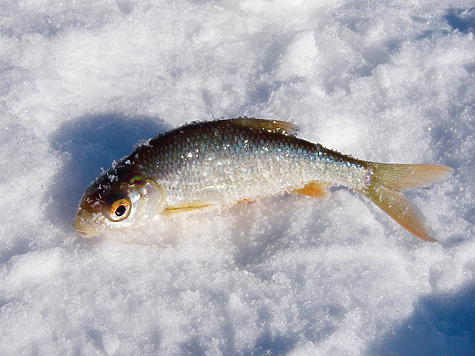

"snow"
[1,0,475,355]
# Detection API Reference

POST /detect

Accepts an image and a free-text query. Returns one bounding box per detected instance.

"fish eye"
[108,198,131,222]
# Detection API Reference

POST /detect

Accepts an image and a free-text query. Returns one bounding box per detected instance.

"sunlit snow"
[1,1,475,355]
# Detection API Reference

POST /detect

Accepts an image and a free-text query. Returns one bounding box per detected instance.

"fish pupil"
[115,205,127,217]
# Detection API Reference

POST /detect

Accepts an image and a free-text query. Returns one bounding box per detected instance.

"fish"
[72,117,452,241]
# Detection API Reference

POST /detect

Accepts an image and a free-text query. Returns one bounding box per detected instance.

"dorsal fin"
[230,117,299,136]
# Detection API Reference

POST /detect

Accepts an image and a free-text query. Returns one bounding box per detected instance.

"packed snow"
[1,0,475,355]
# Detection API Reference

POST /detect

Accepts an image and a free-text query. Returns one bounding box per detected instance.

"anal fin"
[292,182,330,199]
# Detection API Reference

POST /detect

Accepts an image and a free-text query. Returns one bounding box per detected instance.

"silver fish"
[72,117,452,241]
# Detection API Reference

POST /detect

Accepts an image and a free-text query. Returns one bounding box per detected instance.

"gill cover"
[73,171,164,237]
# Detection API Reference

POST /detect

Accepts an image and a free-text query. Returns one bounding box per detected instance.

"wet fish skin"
[72,117,452,241]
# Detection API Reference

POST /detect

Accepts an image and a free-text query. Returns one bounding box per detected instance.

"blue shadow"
[443,7,475,34]
[367,282,475,355]
[46,113,168,230]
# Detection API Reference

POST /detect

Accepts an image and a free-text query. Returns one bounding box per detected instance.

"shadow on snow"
[46,113,168,231]
[367,281,475,355]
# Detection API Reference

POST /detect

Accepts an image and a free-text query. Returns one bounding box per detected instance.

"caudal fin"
[358,163,453,242]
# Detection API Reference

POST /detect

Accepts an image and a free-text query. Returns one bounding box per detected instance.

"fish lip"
[73,224,97,239]
[72,215,101,238]
[75,229,95,238]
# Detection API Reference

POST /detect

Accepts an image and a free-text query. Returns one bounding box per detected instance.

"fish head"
[72,169,164,237]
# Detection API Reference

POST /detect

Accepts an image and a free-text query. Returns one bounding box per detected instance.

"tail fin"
[357,163,453,242]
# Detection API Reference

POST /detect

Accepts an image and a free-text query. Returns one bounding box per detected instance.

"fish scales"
[131,119,368,206]
[73,117,452,241]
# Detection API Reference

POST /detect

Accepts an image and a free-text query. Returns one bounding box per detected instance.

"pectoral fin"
[292,182,330,199]
[162,202,213,215]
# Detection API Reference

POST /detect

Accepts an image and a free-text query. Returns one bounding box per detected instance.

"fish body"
[72,118,452,241]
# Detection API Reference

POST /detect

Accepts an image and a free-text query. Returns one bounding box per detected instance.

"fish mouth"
[72,221,97,237]
[72,213,102,238]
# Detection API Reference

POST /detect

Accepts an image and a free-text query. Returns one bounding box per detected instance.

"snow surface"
[1,0,475,355]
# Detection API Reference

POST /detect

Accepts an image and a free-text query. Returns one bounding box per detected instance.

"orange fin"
[230,117,299,136]
[359,163,453,242]
[235,198,253,205]
[162,202,212,215]
[292,182,330,199]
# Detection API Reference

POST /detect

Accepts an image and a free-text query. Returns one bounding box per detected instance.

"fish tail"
[357,163,453,242]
